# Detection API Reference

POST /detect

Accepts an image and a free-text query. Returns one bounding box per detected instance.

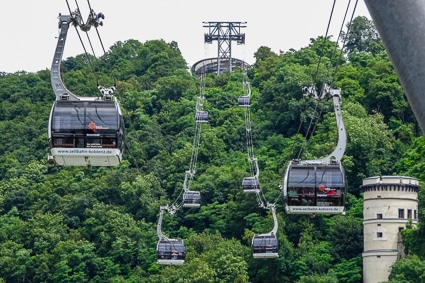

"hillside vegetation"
[0,16,423,282]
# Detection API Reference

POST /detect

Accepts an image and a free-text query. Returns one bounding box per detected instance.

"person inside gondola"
[171,249,178,260]
[301,187,311,205]
[326,188,339,206]
[288,187,300,205]
[307,188,316,206]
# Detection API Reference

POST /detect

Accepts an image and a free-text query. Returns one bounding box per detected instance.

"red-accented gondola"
[183,191,201,208]
[48,99,124,166]
[282,86,347,215]
[47,10,124,167]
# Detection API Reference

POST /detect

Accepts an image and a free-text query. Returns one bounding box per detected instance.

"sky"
[0,1,371,73]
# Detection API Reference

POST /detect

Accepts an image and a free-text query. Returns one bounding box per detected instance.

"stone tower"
[361,176,419,283]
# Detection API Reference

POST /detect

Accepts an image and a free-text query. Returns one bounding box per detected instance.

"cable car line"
[155,70,209,265]
[300,0,355,157]
[330,0,359,83]
[238,71,280,258]
[282,0,357,203]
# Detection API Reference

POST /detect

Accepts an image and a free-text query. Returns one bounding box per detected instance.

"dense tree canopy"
[0,16,423,282]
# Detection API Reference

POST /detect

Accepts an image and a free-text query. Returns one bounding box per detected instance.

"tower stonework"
[361,176,419,283]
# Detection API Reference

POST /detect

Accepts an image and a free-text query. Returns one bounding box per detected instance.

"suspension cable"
[240,70,276,208]
[330,0,359,84]
[297,0,356,160]
[313,0,337,82]
[170,70,208,210]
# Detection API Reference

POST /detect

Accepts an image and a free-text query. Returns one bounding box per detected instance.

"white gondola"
[47,11,124,167]
[282,86,347,215]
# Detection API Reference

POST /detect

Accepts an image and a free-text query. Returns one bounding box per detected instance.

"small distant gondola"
[242,177,260,193]
[242,158,261,193]
[252,234,279,258]
[156,206,186,265]
[251,205,279,258]
[195,111,209,123]
[238,95,250,107]
[156,238,186,265]
[183,191,201,208]
[238,80,252,108]
[282,86,347,215]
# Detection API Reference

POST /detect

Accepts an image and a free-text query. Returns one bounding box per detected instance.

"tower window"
[407,209,412,219]
[377,213,383,219]
[398,209,404,219]
[377,232,383,238]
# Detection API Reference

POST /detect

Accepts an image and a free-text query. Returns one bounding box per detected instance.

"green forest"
[0,15,424,282]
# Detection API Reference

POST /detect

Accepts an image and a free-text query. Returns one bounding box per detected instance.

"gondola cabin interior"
[284,163,346,215]
[48,100,124,167]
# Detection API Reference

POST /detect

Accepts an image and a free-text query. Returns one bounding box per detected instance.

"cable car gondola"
[156,239,186,265]
[181,171,202,208]
[195,110,208,123]
[183,191,201,208]
[242,157,261,193]
[283,86,347,215]
[242,177,260,193]
[238,80,251,108]
[238,95,250,107]
[252,205,279,258]
[48,99,124,166]
[47,12,124,167]
[252,234,279,258]
[156,206,186,265]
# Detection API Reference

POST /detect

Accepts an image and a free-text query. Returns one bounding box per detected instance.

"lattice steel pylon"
[203,21,246,74]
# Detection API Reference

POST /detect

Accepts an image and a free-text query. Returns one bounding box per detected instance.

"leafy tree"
[327,215,363,261]
[386,254,425,283]
[342,16,384,55]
